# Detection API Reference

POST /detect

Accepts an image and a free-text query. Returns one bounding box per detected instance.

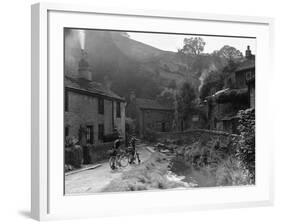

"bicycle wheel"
[119,154,129,167]
[128,153,134,164]
[109,157,116,170]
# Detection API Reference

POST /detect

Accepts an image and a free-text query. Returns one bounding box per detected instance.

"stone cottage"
[126,91,174,137]
[206,46,255,133]
[64,51,126,144]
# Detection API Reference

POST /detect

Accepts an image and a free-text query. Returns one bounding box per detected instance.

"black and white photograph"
[64,28,256,195]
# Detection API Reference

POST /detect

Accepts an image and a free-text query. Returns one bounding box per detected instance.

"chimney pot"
[245,45,252,59]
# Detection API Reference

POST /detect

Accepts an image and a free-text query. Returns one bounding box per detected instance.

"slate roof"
[220,114,239,121]
[136,98,174,111]
[236,59,255,72]
[65,76,125,101]
[207,88,248,104]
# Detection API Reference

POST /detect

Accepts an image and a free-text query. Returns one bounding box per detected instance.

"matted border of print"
[31,2,274,221]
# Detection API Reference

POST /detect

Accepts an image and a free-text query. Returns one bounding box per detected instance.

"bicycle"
[108,148,130,170]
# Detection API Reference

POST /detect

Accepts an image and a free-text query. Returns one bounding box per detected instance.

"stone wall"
[65,142,114,167]
[65,90,126,143]
[88,142,113,163]
[154,129,240,147]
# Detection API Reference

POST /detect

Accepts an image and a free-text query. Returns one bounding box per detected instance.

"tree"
[178,37,206,55]
[216,45,243,61]
[199,60,240,100]
[176,82,197,120]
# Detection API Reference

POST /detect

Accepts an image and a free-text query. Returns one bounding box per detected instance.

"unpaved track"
[65,144,151,194]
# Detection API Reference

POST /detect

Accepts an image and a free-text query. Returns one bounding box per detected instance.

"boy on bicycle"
[129,135,141,164]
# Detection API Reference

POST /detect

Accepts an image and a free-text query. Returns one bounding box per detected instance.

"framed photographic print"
[31,2,274,221]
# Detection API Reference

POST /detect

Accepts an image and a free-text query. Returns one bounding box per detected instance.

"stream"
[168,156,218,188]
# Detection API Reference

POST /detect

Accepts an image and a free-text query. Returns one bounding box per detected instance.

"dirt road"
[65,144,152,195]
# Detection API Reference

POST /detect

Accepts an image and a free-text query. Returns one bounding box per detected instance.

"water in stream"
[169,156,218,188]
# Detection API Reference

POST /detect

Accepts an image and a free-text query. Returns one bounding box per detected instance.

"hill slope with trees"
[64,30,243,104]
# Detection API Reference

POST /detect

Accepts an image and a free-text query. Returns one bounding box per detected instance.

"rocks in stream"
[154,141,177,155]
[153,136,237,169]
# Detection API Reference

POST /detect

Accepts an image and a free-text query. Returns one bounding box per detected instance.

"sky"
[128,32,256,55]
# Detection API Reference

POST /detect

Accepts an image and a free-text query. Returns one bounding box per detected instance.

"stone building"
[206,88,249,133]
[188,103,208,129]
[206,46,255,133]
[64,51,126,144]
[244,66,255,109]
[126,91,174,137]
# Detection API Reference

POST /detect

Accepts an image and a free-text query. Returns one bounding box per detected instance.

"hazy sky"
[129,32,256,55]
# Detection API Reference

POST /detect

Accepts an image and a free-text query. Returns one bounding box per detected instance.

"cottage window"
[86,125,94,144]
[65,126,69,138]
[161,122,166,132]
[116,102,121,118]
[98,124,104,141]
[246,71,252,81]
[98,98,104,114]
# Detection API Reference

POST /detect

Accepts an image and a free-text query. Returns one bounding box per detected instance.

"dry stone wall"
[155,129,240,149]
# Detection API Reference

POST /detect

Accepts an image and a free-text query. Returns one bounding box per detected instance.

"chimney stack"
[129,90,136,103]
[245,45,252,60]
[78,49,92,80]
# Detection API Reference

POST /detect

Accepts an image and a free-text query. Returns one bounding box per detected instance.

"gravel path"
[65,144,152,195]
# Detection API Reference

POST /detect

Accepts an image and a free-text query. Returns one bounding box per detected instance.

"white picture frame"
[31,2,274,221]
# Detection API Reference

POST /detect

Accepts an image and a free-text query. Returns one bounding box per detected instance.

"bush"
[237,108,255,183]
[215,156,253,186]
[65,145,83,168]
[65,136,83,169]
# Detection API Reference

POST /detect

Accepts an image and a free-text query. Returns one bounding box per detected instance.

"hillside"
[64,30,224,100]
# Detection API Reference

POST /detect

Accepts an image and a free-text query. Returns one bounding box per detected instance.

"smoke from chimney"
[77,30,85,50]
[198,69,208,92]
[198,63,217,92]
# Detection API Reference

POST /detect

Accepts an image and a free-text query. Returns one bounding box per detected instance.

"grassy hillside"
[64,30,225,100]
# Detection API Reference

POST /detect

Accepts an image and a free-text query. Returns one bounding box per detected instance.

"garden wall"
[88,142,113,164]
[154,129,240,147]
[65,142,114,169]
